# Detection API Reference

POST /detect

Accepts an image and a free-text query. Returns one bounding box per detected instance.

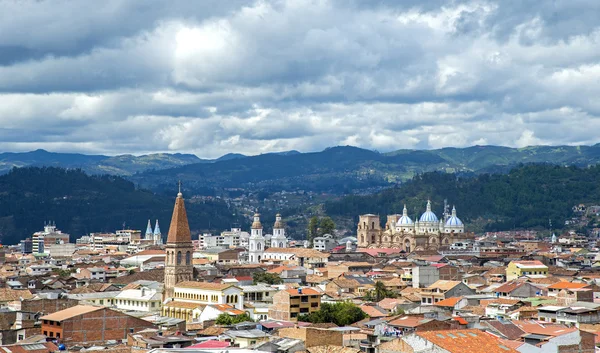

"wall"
[278,327,343,348]
[413,267,439,289]
[57,308,155,346]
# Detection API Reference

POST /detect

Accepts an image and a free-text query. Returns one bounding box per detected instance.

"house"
[78,267,106,282]
[39,305,155,345]
[506,261,548,281]
[262,248,329,269]
[220,329,271,348]
[162,282,244,322]
[419,280,475,305]
[268,288,321,321]
[494,281,545,298]
[387,316,452,335]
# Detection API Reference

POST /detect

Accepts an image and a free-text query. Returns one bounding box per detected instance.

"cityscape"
[2,1,600,353]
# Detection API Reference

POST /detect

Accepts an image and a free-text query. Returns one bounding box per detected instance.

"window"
[56,333,60,338]
[311,302,318,308]
[49,332,53,338]
[177,251,182,265]
[301,296,308,303]
[43,331,48,336]
[186,251,191,265]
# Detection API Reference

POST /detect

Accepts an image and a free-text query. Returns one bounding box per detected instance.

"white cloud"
[0,0,598,157]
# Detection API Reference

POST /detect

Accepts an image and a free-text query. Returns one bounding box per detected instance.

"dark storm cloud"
[0,0,598,157]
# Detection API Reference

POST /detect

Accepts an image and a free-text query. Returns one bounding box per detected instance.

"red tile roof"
[416,329,519,353]
[434,297,463,307]
[547,282,589,290]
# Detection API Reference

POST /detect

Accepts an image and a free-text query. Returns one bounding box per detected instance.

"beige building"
[357,202,474,250]
[268,288,321,321]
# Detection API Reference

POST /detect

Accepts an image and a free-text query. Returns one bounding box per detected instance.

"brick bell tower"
[163,182,194,300]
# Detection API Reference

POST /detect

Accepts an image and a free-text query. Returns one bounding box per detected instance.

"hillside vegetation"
[0,167,242,245]
[324,164,599,232]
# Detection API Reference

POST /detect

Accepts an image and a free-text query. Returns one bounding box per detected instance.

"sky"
[1,0,599,158]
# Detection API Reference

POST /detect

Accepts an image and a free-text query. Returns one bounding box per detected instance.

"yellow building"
[506,260,548,281]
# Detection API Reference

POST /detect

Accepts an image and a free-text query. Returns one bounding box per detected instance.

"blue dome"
[445,216,463,226]
[398,215,413,225]
[419,200,438,222]
[419,211,438,222]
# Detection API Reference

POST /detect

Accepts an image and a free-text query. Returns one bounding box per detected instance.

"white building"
[248,214,265,263]
[113,287,162,312]
[270,214,288,248]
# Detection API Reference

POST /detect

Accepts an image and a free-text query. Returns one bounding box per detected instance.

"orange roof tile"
[547,282,589,290]
[434,296,463,307]
[176,281,236,291]
[417,329,519,353]
[285,288,321,296]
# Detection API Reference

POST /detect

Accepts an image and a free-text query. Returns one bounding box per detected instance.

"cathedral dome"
[445,206,463,226]
[419,200,439,222]
[398,205,413,224]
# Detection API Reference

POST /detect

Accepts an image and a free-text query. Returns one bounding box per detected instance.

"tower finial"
[177,180,182,198]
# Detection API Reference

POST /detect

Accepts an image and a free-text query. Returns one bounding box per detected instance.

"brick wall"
[268,291,291,321]
[278,327,343,348]
[58,308,155,346]
[22,298,79,315]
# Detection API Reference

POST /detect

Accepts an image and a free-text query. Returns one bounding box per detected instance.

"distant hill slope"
[0,149,205,175]
[324,164,600,232]
[0,167,243,245]
[132,144,600,195]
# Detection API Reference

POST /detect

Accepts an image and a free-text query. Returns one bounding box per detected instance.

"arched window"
[280,242,284,248]
[372,222,375,229]
[250,243,254,250]
[186,251,191,265]
[257,243,262,250]
[177,251,182,265]
[361,235,364,243]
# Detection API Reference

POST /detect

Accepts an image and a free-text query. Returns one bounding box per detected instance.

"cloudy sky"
[1,0,599,158]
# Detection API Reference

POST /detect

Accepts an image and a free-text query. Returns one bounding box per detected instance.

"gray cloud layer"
[1,0,599,157]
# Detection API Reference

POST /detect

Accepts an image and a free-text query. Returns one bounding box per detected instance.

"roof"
[510,260,547,269]
[547,282,589,290]
[483,321,526,340]
[495,281,524,293]
[260,320,311,329]
[175,281,235,291]
[434,296,463,307]
[264,247,330,258]
[388,316,432,328]
[163,301,206,310]
[40,305,103,321]
[284,288,320,296]
[512,320,577,337]
[360,305,388,318]
[0,342,59,353]
[166,192,192,243]
[187,340,230,349]
[416,329,519,353]
[0,288,34,301]
[427,280,462,291]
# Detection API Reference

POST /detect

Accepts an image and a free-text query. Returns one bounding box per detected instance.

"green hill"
[0,167,243,245]
[324,164,600,232]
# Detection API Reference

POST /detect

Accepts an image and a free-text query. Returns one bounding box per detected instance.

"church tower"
[163,185,194,299]
[271,213,287,248]
[145,220,153,240]
[248,213,265,263]
[154,219,162,245]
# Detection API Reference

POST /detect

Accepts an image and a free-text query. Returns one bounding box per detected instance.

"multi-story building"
[419,280,475,305]
[268,288,321,321]
[31,222,70,254]
[40,305,155,345]
[162,282,244,322]
[506,260,549,281]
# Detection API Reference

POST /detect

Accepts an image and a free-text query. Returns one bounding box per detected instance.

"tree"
[374,281,387,302]
[319,216,335,236]
[307,216,319,243]
[253,272,284,285]
[363,281,398,302]
[215,313,253,325]
[298,302,367,326]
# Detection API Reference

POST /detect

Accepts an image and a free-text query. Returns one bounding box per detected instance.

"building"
[270,214,288,248]
[32,222,70,254]
[162,282,244,322]
[313,234,337,252]
[163,186,194,299]
[39,305,155,345]
[506,260,549,281]
[262,248,329,268]
[248,213,266,263]
[357,202,475,250]
[268,288,321,321]
[144,219,163,246]
[419,280,475,305]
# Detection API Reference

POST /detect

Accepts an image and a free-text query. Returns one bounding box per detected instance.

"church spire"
[403,204,408,217]
[166,187,191,244]
[154,219,161,236]
[145,219,153,239]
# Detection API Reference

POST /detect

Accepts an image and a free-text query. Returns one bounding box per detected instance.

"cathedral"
[248,213,287,263]
[144,219,163,245]
[357,200,475,251]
